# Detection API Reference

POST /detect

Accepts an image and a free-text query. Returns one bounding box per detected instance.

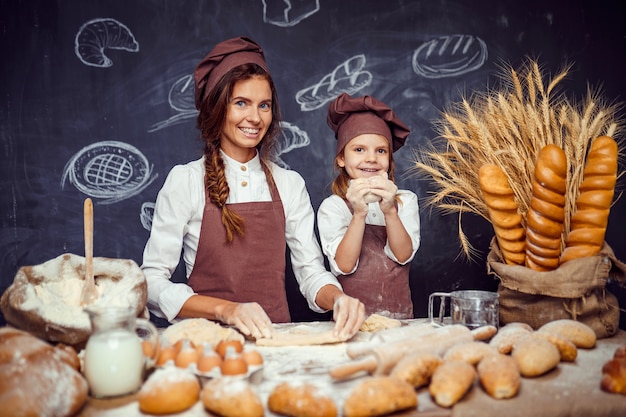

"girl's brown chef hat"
[327,93,410,155]
[194,36,269,109]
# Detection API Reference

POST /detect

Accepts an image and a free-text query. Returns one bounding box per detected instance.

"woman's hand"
[332,294,366,341]
[216,302,275,339]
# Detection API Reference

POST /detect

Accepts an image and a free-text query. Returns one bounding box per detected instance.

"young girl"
[141,37,365,340]
[317,93,420,319]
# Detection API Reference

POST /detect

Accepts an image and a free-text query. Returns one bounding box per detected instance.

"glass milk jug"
[83,305,157,398]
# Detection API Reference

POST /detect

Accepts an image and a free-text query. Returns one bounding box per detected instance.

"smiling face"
[337,133,390,180]
[220,75,273,163]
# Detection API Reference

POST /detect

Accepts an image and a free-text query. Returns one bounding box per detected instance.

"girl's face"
[337,133,390,180]
[220,75,273,162]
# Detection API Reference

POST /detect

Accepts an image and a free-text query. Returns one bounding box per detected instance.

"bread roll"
[268,381,337,417]
[443,341,499,365]
[525,145,567,271]
[488,323,533,354]
[429,360,476,408]
[531,332,577,362]
[537,319,596,348]
[511,336,560,377]
[601,358,626,394]
[390,352,442,388]
[138,366,200,415]
[0,327,88,417]
[201,377,264,417]
[477,353,521,399]
[343,376,417,417]
[478,164,526,265]
[561,136,618,263]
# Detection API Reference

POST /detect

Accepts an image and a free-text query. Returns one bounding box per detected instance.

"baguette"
[561,136,618,263]
[525,144,567,271]
[478,164,526,265]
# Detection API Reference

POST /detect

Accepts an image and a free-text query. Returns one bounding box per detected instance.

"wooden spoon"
[80,198,97,305]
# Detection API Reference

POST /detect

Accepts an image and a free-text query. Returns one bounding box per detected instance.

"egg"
[197,345,223,373]
[216,339,243,358]
[241,348,264,366]
[141,339,158,359]
[220,346,248,376]
[156,341,177,366]
[175,339,201,369]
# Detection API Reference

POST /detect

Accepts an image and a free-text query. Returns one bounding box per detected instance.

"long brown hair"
[196,63,283,242]
[330,149,397,200]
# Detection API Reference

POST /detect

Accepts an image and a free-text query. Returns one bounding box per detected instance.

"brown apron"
[338,204,413,319]
[187,181,290,322]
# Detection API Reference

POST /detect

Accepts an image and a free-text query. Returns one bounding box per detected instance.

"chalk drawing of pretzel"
[75,18,139,68]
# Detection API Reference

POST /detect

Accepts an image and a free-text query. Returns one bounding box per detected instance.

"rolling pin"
[330,324,496,381]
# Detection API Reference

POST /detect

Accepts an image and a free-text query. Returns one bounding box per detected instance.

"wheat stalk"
[410,58,622,260]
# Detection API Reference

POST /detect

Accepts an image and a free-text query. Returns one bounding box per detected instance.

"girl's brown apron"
[338,204,413,319]
[187,182,290,322]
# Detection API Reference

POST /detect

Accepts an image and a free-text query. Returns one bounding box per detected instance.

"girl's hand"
[368,172,398,213]
[346,178,371,214]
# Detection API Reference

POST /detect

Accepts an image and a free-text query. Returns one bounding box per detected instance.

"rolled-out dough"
[256,328,344,347]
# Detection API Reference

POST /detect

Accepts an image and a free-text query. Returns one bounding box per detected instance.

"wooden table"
[78,321,626,417]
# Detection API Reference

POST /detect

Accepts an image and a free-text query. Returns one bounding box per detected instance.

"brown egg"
[173,338,195,354]
[197,345,223,373]
[216,340,243,358]
[156,342,177,366]
[220,346,248,376]
[141,339,159,359]
[175,339,201,369]
[241,348,264,366]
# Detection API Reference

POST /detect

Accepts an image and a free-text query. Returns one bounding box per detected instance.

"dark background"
[1,0,625,327]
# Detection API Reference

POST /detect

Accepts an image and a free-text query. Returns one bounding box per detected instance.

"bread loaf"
[201,377,264,417]
[0,327,88,417]
[343,376,417,417]
[389,352,442,388]
[561,136,618,263]
[537,319,596,348]
[428,360,476,408]
[478,164,526,265]
[138,366,200,415]
[511,336,560,377]
[525,144,567,271]
[477,353,521,399]
[268,381,337,417]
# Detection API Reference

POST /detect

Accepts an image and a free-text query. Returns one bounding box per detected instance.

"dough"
[256,325,344,347]
[161,318,244,349]
[359,313,402,332]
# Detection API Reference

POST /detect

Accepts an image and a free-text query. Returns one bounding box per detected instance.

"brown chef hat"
[194,36,269,109]
[327,93,410,154]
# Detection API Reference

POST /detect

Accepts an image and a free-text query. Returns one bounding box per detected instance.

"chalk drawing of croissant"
[75,18,140,68]
[296,54,372,111]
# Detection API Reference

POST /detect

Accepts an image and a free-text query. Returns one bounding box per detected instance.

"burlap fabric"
[487,239,626,338]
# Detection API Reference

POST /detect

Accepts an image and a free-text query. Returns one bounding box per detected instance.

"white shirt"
[141,152,342,321]
[317,191,421,276]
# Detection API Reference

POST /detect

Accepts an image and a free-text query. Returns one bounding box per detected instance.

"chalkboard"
[2,0,625,327]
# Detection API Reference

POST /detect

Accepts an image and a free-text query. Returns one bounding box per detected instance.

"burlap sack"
[487,239,626,338]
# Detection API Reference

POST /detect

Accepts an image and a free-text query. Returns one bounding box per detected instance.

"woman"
[317,93,420,319]
[141,37,365,340]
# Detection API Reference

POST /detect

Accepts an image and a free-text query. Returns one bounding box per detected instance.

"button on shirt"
[141,152,341,321]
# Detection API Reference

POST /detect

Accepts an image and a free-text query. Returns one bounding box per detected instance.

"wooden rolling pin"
[330,325,496,381]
